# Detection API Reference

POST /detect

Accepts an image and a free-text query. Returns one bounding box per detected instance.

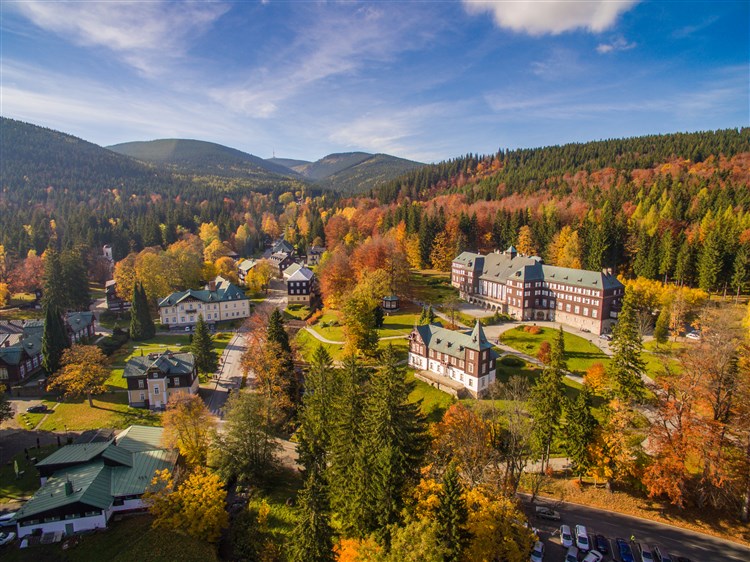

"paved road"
[203,332,246,417]
[523,495,750,562]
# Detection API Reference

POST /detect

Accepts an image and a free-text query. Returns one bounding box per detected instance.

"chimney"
[65,478,74,496]
[209,281,216,292]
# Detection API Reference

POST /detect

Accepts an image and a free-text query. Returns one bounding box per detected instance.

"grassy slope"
[500,326,609,376]
[37,393,161,431]
[0,445,57,503]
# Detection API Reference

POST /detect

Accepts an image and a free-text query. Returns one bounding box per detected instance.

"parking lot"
[523,496,750,562]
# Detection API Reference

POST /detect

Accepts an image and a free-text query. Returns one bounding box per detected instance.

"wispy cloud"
[208,5,435,118]
[8,1,229,75]
[462,0,639,36]
[596,36,637,54]
[672,15,719,39]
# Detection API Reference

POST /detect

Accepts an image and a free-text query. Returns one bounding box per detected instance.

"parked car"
[0,512,16,528]
[0,532,15,547]
[582,550,604,562]
[575,524,590,551]
[594,534,609,555]
[565,546,579,562]
[535,506,561,521]
[686,331,701,340]
[616,538,635,562]
[599,333,612,341]
[530,540,544,562]
[560,525,574,548]
[653,546,674,562]
[639,543,656,562]
[26,404,49,413]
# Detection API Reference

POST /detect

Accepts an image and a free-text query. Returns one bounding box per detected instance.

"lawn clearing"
[406,370,454,423]
[37,392,161,431]
[2,515,219,562]
[106,334,192,391]
[295,329,345,362]
[283,305,311,320]
[410,269,458,305]
[642,339,684,380]
[0,444,57,503]
[500,326,610,376]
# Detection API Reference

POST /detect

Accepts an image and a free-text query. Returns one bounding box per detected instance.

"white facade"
[159,297,250,327]
[17,510,108,538]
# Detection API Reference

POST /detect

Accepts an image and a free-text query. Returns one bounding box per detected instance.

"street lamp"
[63,424,69,444]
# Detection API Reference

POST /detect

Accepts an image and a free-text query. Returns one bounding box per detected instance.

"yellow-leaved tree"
[162,394,215,468]
[48,345,110,407]
[144,467,228,543]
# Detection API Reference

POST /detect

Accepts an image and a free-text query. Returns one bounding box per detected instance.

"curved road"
[524,495,750,562]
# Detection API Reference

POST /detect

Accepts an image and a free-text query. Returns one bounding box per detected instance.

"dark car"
[653,546,674,562]
[26,404,49,414]
[535,506,561,521]
[616,538,635,562]
[675,558,692,562]
[594,534,609,555]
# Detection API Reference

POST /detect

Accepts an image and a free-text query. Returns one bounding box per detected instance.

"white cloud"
[463,0,639,35]
[9,1,229,74]
[596,36,637,53]
[208,5,435,118]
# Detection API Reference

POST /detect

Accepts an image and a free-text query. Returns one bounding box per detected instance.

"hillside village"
[1,125,750,562]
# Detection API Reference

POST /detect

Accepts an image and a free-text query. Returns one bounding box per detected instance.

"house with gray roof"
[13,425,177,538]
[451,247,624,334]
[237,259,256,286]
[286,266,316,305]
[123,350,198,409]
[158,276,250,329]
[408,321,498,398]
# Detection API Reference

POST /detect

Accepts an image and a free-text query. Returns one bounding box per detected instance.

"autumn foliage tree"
[47,345,110,407]
[144,467,228,543]
[162,394,215,468]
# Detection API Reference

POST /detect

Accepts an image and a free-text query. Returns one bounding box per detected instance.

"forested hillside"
[108,138,298,179]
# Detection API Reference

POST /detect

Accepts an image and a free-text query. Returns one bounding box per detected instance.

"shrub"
[537,341,551,364]
[306,309,324,326]
[97,329,129,355]
[523,325,542,335]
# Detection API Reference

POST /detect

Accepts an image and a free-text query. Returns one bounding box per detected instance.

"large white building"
[158,276,250,328]
[408,321,498,398]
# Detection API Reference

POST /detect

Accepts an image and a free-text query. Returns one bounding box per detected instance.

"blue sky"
[1,1,747,163]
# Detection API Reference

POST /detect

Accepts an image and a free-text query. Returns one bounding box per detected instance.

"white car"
[0,512,15,528]
[0,531,16,546]
[530,540,544,562]
[686,331,701,340]
[582,550,604,562]
[560,524,574,548]
[575,524,590,551]
[565,546,579,562]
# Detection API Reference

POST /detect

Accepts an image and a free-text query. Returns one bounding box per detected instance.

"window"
[583,308,589,316]
[566,304,571,312]
[592,310,598,318]
[469,350,475,359]
[574,306,580,314]
[138,380,145,389]
[140,392,145,401]
[0,367,7,380]
[468,363,474,373]
[154,386,160,395]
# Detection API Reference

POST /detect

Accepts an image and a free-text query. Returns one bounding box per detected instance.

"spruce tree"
[437,464,470,562]
[42,248,66,311]
[289,467,335,562]
[698,229,722,293]
[297,346,335,475]
[191,314,218,376]
[373,304,384,329]
[531,328,566,473]
[607,289,646,402]
[129,281,145,341]
[61,248,90,310]
[266,308,298,405]
[653,304,670,348]
[267,308,291,353]
[359,345,429,543]
[563,386,597,481]
[328,354,369,537]
[42,304,68,374]
[140,284,156,339]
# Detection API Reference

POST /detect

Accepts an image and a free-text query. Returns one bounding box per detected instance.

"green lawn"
[406,370,455,423]
[499,326,610,376]
[37,392,161,431]
[0,444,57,503]
[295,329,345,362]
[284,305,311,320]
[89,281,106,301]
[2,515,219,562]
[410,269,458,305]
[311,307,418,342]
[312,310,345,342]
[642,340,684,379]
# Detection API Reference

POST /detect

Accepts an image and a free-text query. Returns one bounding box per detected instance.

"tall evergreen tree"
[41,303,68,374]
[266,308,299,405]
[140,284,156,339]
[653,304,671,347]
[698,229,722,293]
[328,355,369,537]
[61,248,90,310]
[531,328,566,473]
[437,464,470,562]
[129,281,145,340]
[297,346,335,475]
[607,289,646,401]
[42,247,65,311]
[563,386,597,481]
[289,467,335,562]
[357,346,428,543]
[191,314,218,376]
[268,308,292,353]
